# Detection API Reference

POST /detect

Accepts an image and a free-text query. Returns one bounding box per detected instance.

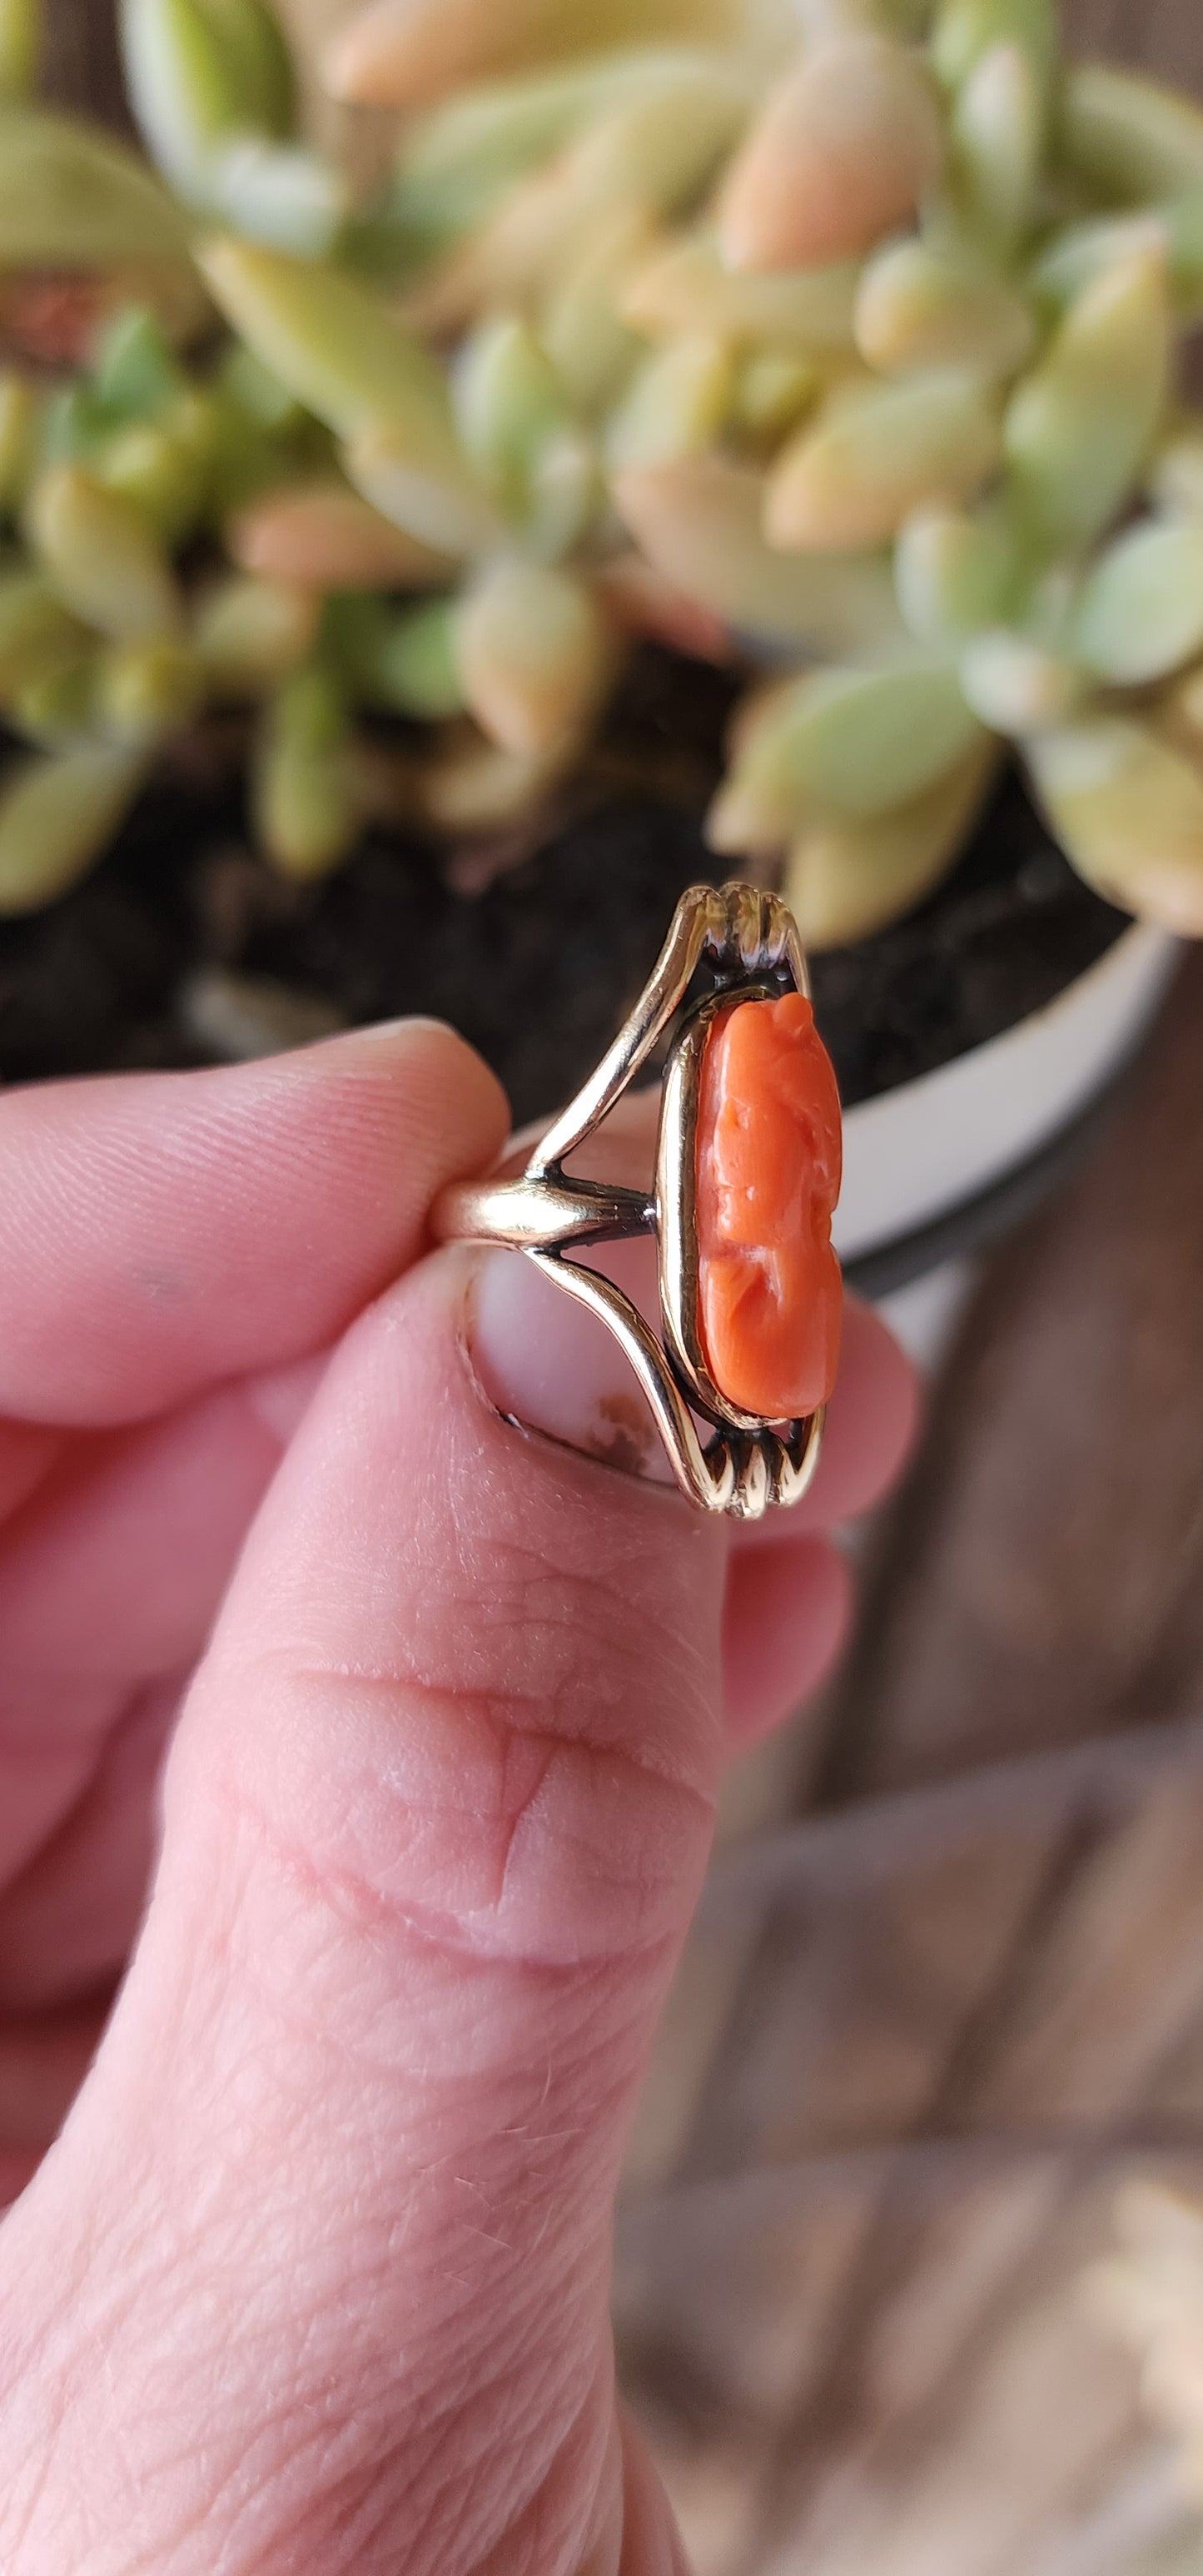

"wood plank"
[814,958,1203,1803]
[620,1732,1203,2573]
[1061,0,1203,82]
[38,0,131,129]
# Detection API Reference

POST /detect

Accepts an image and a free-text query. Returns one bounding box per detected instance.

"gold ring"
[432,883,843,1522]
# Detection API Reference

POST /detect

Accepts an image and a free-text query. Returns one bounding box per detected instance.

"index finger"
[0,1021,509,1428]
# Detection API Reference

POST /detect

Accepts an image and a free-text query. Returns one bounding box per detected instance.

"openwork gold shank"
[432,883,828,1521]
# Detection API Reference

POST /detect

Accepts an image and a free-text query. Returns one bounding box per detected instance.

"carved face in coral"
[695,992,843,1422]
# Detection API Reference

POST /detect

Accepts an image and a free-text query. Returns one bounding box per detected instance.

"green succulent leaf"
[27,462,182,639]
[785,738,1001,949]
[254,663,357,878]
[932,0,1057,102]
[0,102,194,267]
[0,741,148,916]
[1031,194,1203,325]
[1057,62,1203,203]
[1026,716,1203,933]
[0,0,38,103]
[710,658,986,853]
[1003,250,1171,545]
[385,47,730,256]
[92,306,184,424]
[121,0,345,251]
[370,596,465,719]
[1076,515,1203,686]
[201,237,496,552]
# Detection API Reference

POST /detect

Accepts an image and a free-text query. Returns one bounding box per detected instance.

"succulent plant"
[1,0,1203,942]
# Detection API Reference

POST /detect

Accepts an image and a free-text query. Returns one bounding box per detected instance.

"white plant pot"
[834,921,1179,1274]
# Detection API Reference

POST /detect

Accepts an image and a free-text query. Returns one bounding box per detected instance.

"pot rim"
[834,917,1179,1271]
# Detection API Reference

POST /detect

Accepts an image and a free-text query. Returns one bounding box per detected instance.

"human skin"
[0,1019,917,2574]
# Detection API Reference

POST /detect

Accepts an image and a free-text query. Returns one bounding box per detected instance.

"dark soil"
[0,646,1128,1126]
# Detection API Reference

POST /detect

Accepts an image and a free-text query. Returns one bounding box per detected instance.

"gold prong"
[430,882,832,1521]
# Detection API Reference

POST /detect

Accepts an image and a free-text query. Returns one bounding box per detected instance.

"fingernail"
[353,1012,459,1044]
[468,1242,674,1484]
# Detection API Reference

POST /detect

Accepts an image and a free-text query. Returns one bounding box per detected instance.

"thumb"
[0,1238,724,2574]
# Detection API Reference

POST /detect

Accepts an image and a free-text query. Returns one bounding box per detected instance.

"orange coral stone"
[696,991,843,1421]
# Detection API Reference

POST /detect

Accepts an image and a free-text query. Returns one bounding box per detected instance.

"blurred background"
[610,1,1203,2548]
[17,2,1203,2569]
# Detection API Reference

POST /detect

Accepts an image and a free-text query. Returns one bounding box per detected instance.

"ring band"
[432,883,843,1522]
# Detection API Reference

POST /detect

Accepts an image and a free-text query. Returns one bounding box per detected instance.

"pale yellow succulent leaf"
[718,34,946,272]
[95,417,209,549]
[0,573,87,699]
[784,737,1001,947]
[418,717,573,831]
[1075,516,1203,688]
[98,634,203,745]
[1058,62,1203,205]
[1025,715,1203,932]
[766,367,1003,553]
[710,655,985,850]
[0,0,37,102]
[402,64,754,333]
[619,230,859,356]
[199,235,455,450]
[324,0,789,110]
[389,45,735,231]
[204,133,350,256]
[230,477,455,589]
[951,40,1043,252]
[342,422,501,558]
[326,0,560,112]
[254,664,357,878]
[195,569,321,690]
[7,651,98,750]
[1003,249,1171,546]
[931,0,1056,98]
[122,0,342,253]
[958,628,1083,733]
[27,464,181,644]
[795,0,934,35]
[855,234,1035,374]
[611,451,907,653]
[521,428,602,564]
[0,741,149,916]
[539,202,654,416]
[894,500,1016,645]
[451,311,566,508]
[456,558,614,756]
[201,236,499,554]
[121,0,289,196]
[1148,425,1203,520]
[731,351,820,442]
[605,333,733,473]
[1031,201,1203,323]
[0,102,195,268]
[0,375,38,516]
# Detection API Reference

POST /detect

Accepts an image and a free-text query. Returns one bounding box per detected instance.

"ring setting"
[433,883,843,1522]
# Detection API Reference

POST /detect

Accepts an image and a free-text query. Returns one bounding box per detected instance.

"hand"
[0,1021,917,2574]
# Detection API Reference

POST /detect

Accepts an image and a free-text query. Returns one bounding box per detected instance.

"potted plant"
[0,0,1196,1280]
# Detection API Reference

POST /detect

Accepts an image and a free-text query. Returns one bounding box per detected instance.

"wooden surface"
[815,956,1203,1802]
